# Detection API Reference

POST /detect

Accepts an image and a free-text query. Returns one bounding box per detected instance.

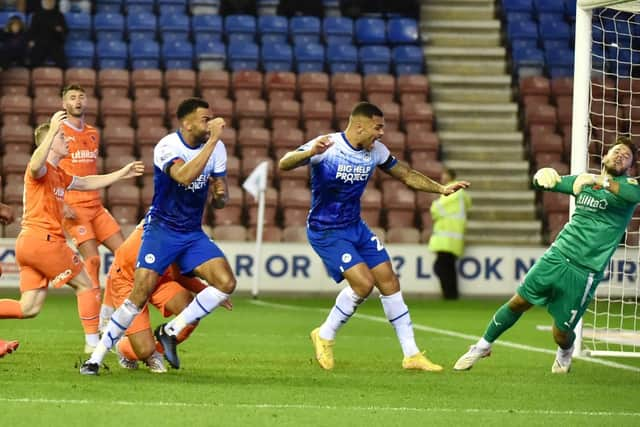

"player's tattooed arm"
[387,162,470,194]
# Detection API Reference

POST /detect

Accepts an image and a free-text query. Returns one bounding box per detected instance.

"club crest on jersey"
[627,178,638,185]
[341,253,352,263]
[363,151,371,162]
[144,253,156,264]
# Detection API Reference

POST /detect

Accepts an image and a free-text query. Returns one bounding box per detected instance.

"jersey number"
[370,236,384,251]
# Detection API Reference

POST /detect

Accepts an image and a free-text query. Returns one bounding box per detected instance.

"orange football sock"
[76,288,100,334]
[0,299,23,318]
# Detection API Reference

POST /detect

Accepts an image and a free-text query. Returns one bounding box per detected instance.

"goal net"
[574,0,640,357]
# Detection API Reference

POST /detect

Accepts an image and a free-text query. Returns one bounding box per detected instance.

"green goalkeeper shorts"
[517,247,602,332]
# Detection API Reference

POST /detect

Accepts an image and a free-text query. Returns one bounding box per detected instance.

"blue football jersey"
[147,130,227,231]
[298,132,396,230]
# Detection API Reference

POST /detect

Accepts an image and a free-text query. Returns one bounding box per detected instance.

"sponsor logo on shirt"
[183,174,208,192]
[51,268,73,286]
[71,149,98,163]
[53,186,65,200]
[335,164,371,183]
[576,193,608,211]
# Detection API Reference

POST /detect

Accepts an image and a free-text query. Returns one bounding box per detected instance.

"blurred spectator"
[220,0,256,15]
[277,0,323,18]
[0,0,26,12]
[0,15,28,68]
[27,0,67,68]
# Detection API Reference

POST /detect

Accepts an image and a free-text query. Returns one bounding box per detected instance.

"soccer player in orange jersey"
[59,84,125,335]
[0,200,18,359]
[107,225,232,373]
[0,110,144,353]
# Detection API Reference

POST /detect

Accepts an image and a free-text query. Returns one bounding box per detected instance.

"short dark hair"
[350,102,384,119]
[61,84,85,98]
[614,135,638,165]
[177,98,209,120]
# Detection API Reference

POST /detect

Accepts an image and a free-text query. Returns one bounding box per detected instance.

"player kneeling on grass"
[454,137,640,374]
[0,111,144,353]
[107,224,232,373]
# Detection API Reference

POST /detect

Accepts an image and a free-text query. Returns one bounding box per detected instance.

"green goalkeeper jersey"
[536,175,640,273]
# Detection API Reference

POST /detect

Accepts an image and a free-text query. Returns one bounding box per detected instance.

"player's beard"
[604,161,627,176]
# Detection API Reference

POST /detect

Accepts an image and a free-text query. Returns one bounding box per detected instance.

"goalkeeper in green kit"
[454,137,639,374]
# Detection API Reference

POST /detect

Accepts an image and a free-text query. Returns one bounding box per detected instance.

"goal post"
[573,0,640,358]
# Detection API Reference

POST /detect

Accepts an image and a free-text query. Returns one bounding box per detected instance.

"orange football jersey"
[59,121,101,207]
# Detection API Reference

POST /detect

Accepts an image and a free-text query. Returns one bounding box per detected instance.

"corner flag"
[242,161,269,201]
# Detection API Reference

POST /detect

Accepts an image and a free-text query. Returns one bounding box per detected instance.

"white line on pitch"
[249,300,640,373]
[1,397,639,418]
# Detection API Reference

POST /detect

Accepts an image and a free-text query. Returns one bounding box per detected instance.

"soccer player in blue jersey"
[80,98,235,375]
[279,102,470,371]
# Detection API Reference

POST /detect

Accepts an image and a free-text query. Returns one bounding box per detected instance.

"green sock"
[483,303,523,343]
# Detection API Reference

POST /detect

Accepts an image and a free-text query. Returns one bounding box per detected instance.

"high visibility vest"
[427,187,471,257]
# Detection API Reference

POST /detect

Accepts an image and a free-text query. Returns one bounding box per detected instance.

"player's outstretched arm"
[279,135,333,171]
[171,118,226,186]
[386,161,470,194]
[70,161,144,191]
[30,110,67,178]
[533,167,561,190]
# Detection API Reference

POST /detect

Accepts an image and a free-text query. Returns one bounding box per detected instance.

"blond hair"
[34,122,51,147]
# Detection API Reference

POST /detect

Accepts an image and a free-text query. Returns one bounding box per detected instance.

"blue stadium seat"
[564,0,576,21]
[158,13,191,42]
[359,45,391,75]
[126,0,155,14]
[227,41,260,71]
[158,0,188,15]
[96,39,128,69]
[501,0,533,14]
[129,39,161,69]
[327,44,358,74]
[504,12,532,23]
[192,14,223,43]
[163,40,194,69]
[95,0,122,13]
[65,12,92,41]
[93,12,125,42]
[294,43,325,73]
[511,39,538,51]
[387,18,418,45]
[225,14,256,44]
[542,39,570,52]
[511,47,544,76]
[261,43,293,72]
[195,39,226,70]
[323,17,353,45]
[290,16,321,45]
[355,18,386,45]
[127,12,157,41]
[507,19,538,41]
[533,0,564,15]
[65,40,95,68]
[538,19,571,41]
[258,15,289,44]
[392,45,423,75]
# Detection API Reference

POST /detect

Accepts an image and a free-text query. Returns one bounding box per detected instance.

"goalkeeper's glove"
[533,168,561,189]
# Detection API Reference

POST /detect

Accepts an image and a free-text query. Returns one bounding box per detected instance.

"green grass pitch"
[1,291,639,426]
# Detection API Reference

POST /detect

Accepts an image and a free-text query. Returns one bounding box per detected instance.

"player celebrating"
[0,111,144,352]
[59,84,126,339]
[108,224,232,373]
[81,98,235,375]
[454,137,640,374]
[278,101,469,371]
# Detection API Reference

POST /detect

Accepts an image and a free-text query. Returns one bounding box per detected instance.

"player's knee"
[136,341,156,360]
[217,274,236,294]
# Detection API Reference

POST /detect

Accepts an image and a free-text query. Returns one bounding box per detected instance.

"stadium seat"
[302,100,334,131]
[96,39,127,69]
[95,0,123,13]
[102,125,135,154]
[134,96,167,127]
[385,227,420,243]
[0,94,32,125]
[382,130,406,159]
[355,17,386,45]
[361,188,382,227]
[507,19,538,41]
[225,14,257,44]
[198,69,230,98]
[269,99,300,129]
[131,69,163,99]
[264,71,296,101]
[227,42,260,71]
[192,14,223,43]
[0,124,32,151]
[246,184,277,225]
[387,18,418,45]
[519,76,550,97]
[136,125,168,147]
[195,39,226,70]
[65,12,92,40]
[0,67,30,96]
[282,225,307,242]
[125,0,155,14]
[32,67,63,94]
[165,69,196,99]
[378,101,400,131]
[330,72,362,104]
[190,0,220,15]
[524,103,557,127]
[550,77,573,97]
[231,70,263,99]
[258,15,288,44]
[397,74,428,104]
[211,225,248,241]
[100,96,133,126]
[234,97,267,128]
[93,12,125,42]
[97,69,130,98]
[271,127,305,159]
[294,43,326,73]
[545,48,574,78]
[555,96,572,126]
[261,43,293,72]
[158,0,188,15]
[238,127,270,159]
[208,97,234,125]
[162,40,194,69]
[401,102,433,133]
[392,45,424,75]
[225,154,240,183]
[539,19,571,41]
[32,95,60,123]
[360,45,392,75]
[502,0,533,14]
[533,0,565,14]
[363,74,395,103]
[327,44,358,74]
[323,16,353,45]
[158,13,191,43]
[511,47,545,77]
[127,12,157,41]
[65,68,97,94]
[212,184,243,226]
[406,130,439,160]
[248,225,282,242]
[62,39,94,69]
[129,39,161,69]
[279,187,311,227]
[297,72,329,102]
[290,16,321,45]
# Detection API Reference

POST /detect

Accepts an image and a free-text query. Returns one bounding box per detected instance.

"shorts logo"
[78,226,87,235]
[51,269,73,286]
[341,253,352,263]
[72,254,81,265]
[144,254,156,264]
